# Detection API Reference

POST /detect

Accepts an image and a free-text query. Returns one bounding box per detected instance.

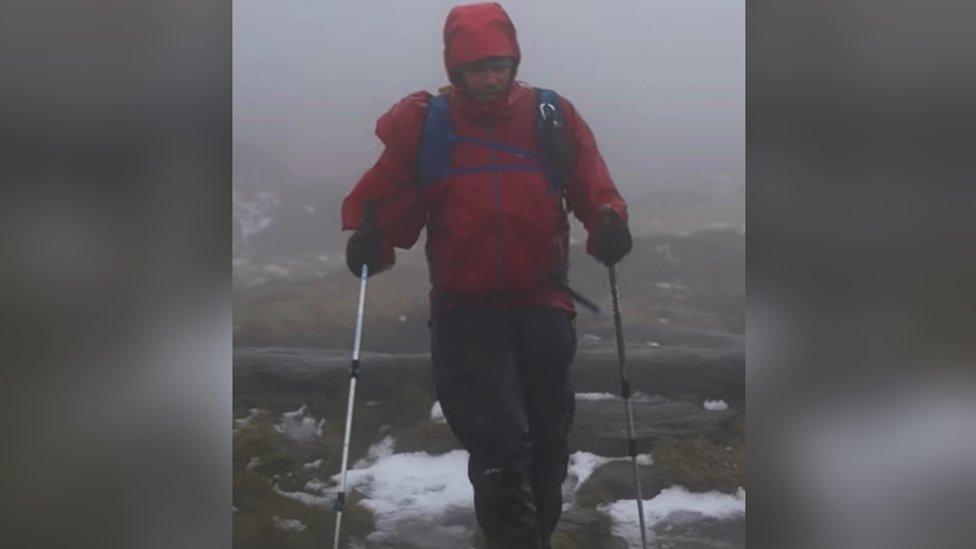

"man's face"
[458,57,515,102]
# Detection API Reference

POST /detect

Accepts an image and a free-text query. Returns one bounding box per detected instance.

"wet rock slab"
[571,395,738,456]
[233,342,744,409]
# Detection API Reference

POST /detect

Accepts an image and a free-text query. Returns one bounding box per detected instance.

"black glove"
[345,203,387,277]
[592,207,632,266]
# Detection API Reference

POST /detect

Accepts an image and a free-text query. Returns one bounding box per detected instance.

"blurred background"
[748,1,976,546]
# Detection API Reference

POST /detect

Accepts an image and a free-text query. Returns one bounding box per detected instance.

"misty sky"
[233,0,743,196]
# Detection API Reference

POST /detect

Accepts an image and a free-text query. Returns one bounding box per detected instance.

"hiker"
[340,3,632,547]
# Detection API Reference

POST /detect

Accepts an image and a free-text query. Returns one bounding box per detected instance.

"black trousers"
[431,307,577,549]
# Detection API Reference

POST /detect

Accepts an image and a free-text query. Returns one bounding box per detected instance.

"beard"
[470,84,507,102]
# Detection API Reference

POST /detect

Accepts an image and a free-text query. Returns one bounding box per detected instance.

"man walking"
[341,3,632,547]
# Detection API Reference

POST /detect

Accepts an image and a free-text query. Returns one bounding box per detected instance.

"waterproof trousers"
[431,307,577,549]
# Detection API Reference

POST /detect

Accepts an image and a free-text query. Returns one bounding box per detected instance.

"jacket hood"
[443,3,521,82]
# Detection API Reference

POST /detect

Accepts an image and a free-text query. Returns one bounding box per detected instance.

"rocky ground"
[233,334,744,548]
[233,227,744,547]
[233,231,745,353]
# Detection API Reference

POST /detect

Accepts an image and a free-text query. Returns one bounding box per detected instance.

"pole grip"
[362,201,377,231]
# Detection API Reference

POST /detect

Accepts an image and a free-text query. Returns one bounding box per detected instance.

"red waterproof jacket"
[341,3,628,313]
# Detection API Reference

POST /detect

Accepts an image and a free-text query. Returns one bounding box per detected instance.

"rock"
[570,396,738,457]
[650,514,746,549]
[573,460,659,508]
[552,507,629,548]
[233,343,744,411]
[570,344,744,404]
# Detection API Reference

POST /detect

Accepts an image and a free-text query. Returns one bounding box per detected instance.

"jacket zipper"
[488,120,505,293]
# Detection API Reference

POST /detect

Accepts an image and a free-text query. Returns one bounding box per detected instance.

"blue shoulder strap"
[418,89,568,192]
[418,93,452,188]
[535,88,568,194]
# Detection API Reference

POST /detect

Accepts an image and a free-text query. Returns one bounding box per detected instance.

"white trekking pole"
[332,205,375,549]
[332,260,368,549]
[608,264,649,548]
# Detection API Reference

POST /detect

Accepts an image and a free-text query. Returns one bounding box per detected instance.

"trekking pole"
[332,205,375,549]
[608,264,649,549]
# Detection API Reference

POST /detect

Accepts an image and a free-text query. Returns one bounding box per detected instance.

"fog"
[234,0,743,232]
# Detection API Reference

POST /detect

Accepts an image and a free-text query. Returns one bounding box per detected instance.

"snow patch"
[304,477,330,493]
[264,264,291,276]
[581,333,603,342]
[568,451,654,488]
[234,408,261,429]
[302,459,322,470]
[336,449,474,544]
[630,391,658,404]
[238,215,274,240]
[234,189,278,241]
[563,451,654,500]
[654,281,687,292]
[275,405,325,442]
[354,436,396,469]
[272,516,307,533]
[369,436,396,458]
[303,204,316,214]
[655,243,677,263]
[245,457,261,472]
[601,486,746,547]
[430,401,447,423]
[704,399,729,411]
[274,485,330,506]
[576,392,617,401]
[566,451,614,492]
[398,314,408,322]
[563,451,654,509]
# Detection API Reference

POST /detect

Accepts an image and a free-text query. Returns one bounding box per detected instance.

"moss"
[233,512,288,549]
[573,480,618,510]
[233,411,278,471]
[256,453,301,479]
[650,419,745,493]
[317,418,345,473]
[470,526,488,548]
[234,413,310,508]
[233,413,379,548]
[389,382,433,425]
[551,510,622,549]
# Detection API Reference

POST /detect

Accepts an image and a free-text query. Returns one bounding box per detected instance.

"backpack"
[417,87,571,194]
[415,87,600,312]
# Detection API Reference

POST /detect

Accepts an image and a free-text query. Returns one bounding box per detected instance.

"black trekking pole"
[332,205,375,549]
[608,264,649,548]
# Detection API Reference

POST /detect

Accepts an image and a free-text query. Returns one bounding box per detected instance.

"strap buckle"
[539,102,560,126]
